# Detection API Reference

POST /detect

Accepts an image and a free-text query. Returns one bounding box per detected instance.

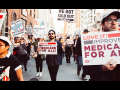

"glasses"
[49,33,54,35]
[0,45,5,47]
[105,18,120,23]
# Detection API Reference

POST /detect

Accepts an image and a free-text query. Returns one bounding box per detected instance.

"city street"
[22,56,90,81]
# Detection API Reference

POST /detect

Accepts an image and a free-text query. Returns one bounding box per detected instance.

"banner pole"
[62,21,67,50]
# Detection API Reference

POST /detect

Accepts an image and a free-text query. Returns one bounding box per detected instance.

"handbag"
[30,46,38,58]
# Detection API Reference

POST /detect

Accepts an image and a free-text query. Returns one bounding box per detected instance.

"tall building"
[80,9,120,33]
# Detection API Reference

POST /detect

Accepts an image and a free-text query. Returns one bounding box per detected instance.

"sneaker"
[82,77,88,81]
[36,72,40,77]
[39,72,42,77]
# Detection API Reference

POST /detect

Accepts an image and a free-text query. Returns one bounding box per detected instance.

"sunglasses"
[49,33,54,35]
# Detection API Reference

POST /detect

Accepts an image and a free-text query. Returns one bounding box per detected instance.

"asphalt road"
[22,56,90,81]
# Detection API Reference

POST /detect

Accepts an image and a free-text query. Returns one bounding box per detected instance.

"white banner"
[67,39,73,44]
[81,31,120,66]
[38,42,57,54]
[11,19,24,37]
[33,19,46,38]
[0,13,6,30]
[57,9,75,21]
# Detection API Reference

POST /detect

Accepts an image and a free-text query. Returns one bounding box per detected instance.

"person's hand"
[102,59,117,71]
[37,47,41,51]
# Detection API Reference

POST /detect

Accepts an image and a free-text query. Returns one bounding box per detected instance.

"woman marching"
[31,38,45,77]
[11,36,29,72]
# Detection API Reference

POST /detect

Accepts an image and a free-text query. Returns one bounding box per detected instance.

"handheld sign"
[33,19,46,38]
[66,39,73,44]
[0,13,6,30]
[11,19,24,37]
[81,31,120,66]
[38,42,57,55]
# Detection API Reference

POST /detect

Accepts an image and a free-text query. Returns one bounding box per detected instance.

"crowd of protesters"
[0,11,120,81]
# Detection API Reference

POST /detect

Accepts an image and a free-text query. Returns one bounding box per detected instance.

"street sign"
[11,19,24,37]
[57,9,75,22]
[33,19,46,38]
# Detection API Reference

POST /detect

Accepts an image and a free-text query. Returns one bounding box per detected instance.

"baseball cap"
[101,11,120,24]
[0,36,11,48]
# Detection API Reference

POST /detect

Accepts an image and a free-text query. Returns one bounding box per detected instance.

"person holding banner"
[46,30,62,81]
[31,38,45,77]
[11,36,29,72]
[65,36,72,63]
[84,11,120,81]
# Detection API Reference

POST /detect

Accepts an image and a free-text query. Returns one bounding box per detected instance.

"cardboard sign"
[57,9,75,21]
[0,13,6,30]
[33,19,46,38]
[11,19,24,37]
[38,42,57,54]
[67,39,73,44]
[81,31,120,66]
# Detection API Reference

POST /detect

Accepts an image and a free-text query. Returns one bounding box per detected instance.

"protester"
[59,38,64,65]
[31,38,45,77]
[76,29,88,81]
[73,35,79,63]
[46,30,62,81]
[13,37,19,58]
[0,36,24,81]
[65,36,72,63]
[11,36,29,72]
[84,11,120,81]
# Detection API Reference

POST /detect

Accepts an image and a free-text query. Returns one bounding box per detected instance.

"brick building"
[0,9,38,38]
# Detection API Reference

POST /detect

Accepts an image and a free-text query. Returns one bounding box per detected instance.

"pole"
[62,21,67,50]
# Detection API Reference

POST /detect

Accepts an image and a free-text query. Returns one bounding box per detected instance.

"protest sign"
[38,42,57,54]
[0,13,6,30]
[57,9,75,21]
[11,19,24,37]
[67,39,73,44]
[56,34,62,38]
[26,25,32,34]
[33,19,46,38]
[81,31,120,66]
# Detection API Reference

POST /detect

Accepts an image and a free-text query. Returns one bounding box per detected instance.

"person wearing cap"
[84,11,120,81]
[0,36,24,81]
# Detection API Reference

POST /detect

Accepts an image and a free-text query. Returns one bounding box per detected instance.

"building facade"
[0,9,39,38]
[80,9,120,33]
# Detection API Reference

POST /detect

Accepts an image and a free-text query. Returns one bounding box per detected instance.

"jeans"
[35,55,43,72]
[77,56,86,78]
[60,54,63,64]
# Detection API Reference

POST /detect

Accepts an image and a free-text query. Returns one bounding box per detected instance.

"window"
[12,13,17,21]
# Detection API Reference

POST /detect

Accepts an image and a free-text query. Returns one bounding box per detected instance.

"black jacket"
[76,37,82,56]
[46,40,62,66]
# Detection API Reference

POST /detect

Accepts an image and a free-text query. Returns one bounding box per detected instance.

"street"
[22,56,90,81]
